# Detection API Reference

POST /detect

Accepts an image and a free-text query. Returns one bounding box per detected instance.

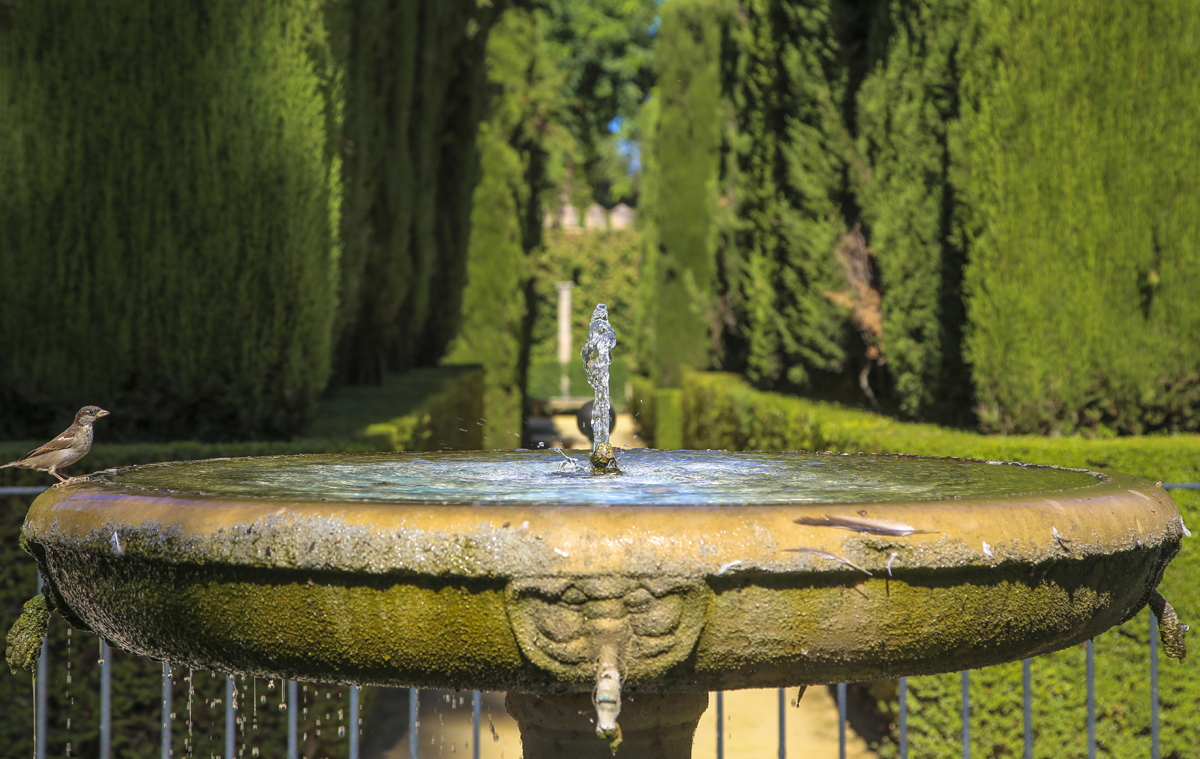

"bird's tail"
[0,462,14,469]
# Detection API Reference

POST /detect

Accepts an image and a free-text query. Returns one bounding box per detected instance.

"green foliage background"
[446,8,557,448]
[640,0,724,387]
[332,0,504,386]
[0,0,342,442]
[714,0,852,392]
[646,0,1200,433]
[854,0,973,423]
[529,229,644,364]
[962,0,1200,436]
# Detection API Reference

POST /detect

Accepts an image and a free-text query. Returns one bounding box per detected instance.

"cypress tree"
[648,0,725,388]
[963,0,1200,434]
[333,0,503,385]
[715,0,851,392]
[447,8,562,448]
[854,0,973,422]
[0,0,341,441]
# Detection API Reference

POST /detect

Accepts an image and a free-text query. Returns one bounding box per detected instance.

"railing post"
[35,574,48,759]
[99,639,112,759]
[961,670,969,759]
[778,687,787,759]
[716,691,724,759]
[349,685,360,759]
[1151,610,1160,759]
[837,683,847,759]
[1087,640,1096,759]
[408,688,419,759]
[162,661,172,759]
[899,677,908,759]
[472,690,481,759]
[1023,659,1032,759]
[287,679,298,759]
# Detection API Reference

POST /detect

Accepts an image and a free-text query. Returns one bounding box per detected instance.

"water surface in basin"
[101,450,1103,506]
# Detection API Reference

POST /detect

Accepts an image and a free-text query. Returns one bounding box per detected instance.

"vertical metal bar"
[837,683,847,759]
[778,687,786,759]
[1151,611,1160,759]
[35,574,47,759]
[472,690,481,759]
[226,675,237,759]
[408,688,419,759]
[162,661,172,759]
[99,639,111,759]
[349,685,360,759]
[287,679,298,759]
[961,670,969,759]
[899,677,908,759]
[716,691,724,759]
[1023,659,1032,759]
[1087,640,1095,759]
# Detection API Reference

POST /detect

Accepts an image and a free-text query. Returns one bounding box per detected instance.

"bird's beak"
[97,409,110,417]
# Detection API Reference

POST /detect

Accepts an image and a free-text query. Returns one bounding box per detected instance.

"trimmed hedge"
[712,0,852,392]
[1,366,482,758]
[0,0,342,442]
[675,371,1199,757]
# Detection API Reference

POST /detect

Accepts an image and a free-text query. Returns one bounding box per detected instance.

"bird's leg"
[48,467,69,483]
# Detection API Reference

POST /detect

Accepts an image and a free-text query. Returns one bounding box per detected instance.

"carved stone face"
[506,575,708,683]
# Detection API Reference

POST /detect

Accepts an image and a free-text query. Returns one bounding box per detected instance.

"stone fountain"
[10,306,1189,758]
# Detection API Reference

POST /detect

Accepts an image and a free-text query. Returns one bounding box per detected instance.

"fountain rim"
[22,450,1182,582]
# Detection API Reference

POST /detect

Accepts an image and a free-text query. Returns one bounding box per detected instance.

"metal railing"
[27,609,1168,759]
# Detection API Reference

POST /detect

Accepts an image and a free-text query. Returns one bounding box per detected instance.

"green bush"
[645,1,1200,433]
[0,0,342,442]
[529,230,645,370]
[680,371,1200,756]
[0,367,484,487]
[527,357,632,413]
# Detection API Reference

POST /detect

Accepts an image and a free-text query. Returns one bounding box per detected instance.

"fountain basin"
[21,450,1183,694]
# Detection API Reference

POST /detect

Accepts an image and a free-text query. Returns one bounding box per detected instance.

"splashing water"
[581,304,617,448]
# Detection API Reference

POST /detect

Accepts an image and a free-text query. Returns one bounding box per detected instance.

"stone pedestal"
[506,692,709,759]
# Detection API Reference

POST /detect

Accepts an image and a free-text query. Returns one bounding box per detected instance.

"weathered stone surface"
[19,452,1183,693]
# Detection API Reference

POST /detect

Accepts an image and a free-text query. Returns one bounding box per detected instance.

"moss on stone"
[5,593,49,674]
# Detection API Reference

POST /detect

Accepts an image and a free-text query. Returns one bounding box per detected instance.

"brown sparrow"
[1,406,110,483]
